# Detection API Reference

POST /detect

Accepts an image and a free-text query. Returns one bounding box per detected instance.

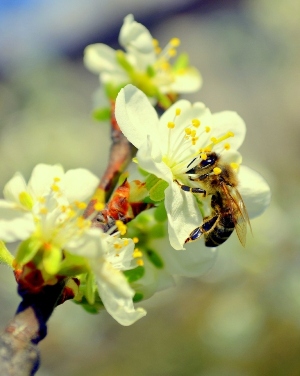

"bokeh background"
[0,0,299,375]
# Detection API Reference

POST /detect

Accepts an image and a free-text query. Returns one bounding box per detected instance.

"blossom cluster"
[0,14,271,327]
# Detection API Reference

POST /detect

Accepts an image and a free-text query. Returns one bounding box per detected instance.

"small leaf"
[133,292,144,302]
[0,241,14,268]
[173,53,189,71]
[149,180,168,202]
[145,174,160,191]
[154,202,167,222]
[85,272,96,305]
[92,107,111,122]
[123,266,145,283]
[16,237,41,265]
[145,248,164,269]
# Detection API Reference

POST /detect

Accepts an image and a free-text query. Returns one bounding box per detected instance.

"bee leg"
[174,179,206,196]
[185,214,219,243]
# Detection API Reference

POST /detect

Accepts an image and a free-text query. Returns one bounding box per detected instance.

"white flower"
[0,163,146,326]
[115,84,271,250]
[84,14,201,104]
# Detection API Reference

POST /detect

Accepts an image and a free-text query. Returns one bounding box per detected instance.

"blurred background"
[0,0,299,375]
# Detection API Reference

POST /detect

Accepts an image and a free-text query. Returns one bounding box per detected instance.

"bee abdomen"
[205,216,234,247]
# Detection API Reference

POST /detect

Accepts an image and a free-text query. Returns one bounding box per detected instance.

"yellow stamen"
[168,121,175,129]
[205,126,211,133]
[115,220,127,235]
[94,202,105,211]
[51,184,60,192]
[168,48,177,57]
[155,46,162,54]
[133,237,139,244]
[152,38,159,47]
[170,38,181,47]
[192,119,201,128]
[40,207,48,214]
[213,167,222,175]
[185,128,191,135]
[123,239,129,246]
[175,108,181,116]
[53,177,61,182]
[136,259,144,267]
[200,152,207,160]
[224,143,231,150]
[191,130,196,137]
[133,248,143,258]
[75,201,87,210]
[230,163,239,170]
[114,243,122,250]
[206,131,235,150]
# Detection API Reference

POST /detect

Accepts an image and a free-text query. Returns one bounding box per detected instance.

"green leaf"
[154,202,167,222]
[124,266,145,283]
[173,53,189,71]
[16,237,41,265]
[133,292,144,302]
[0,241,14,268]
[58,252,89,276]
[145,174,160,191]
[85,272,96,305]
[43,245,62,275]
[149,180,168,202]
[92,107,111,122]
[145,248,164,269]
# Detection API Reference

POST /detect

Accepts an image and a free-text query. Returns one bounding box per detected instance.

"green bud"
[92,107,111,122]
[43,244,62,275]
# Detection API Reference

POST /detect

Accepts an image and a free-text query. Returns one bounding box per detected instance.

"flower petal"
[238,165,271,219]
[153,236,218,277]
[0,201,34,242]
[27,164,64,199]
[164,183,203,250]
[119,14,155,57]
[211,111,246,152]
[115,85,159,148]
[62,168,99,203]
[3,172,27,204]
[95,261,146,326]
[169,67,202,93]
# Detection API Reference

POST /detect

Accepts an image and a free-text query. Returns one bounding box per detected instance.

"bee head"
[186,152,219,174]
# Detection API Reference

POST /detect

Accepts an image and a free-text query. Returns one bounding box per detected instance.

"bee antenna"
[187,158,196,169]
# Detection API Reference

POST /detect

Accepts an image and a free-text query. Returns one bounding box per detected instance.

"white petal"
[95,261,146,326]
[238,165,271,219]
[0,201,34,242]
[211,111,246,152]
[169,68,202,93]
[105,237,135,271]
[62,168,99,203]
[153,236,218,277]
[137,136,172,182]
[115,85,159,148]
[28,164,64,199]
[164,183,203,250]
[119,14,155,56]
[3,172,27,204]
[65,228,104,258]
[84,44,117,73]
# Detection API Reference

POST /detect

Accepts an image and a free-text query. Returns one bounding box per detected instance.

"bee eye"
[200,157,215,168]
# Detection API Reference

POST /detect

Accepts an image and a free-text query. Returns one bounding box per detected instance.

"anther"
[224,143,231,150]
[170,38,181,47]
[94,202,105,211]
[175,108,181,116]
[185,128,191,135]
[192,119,201,128]
[230,163,239,170]
[205,126,211,133]
[168,121,175,129]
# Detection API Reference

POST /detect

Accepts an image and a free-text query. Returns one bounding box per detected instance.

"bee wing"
[222,184,250,247]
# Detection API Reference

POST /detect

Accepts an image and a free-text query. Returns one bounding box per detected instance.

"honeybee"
[176,152,251,247]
